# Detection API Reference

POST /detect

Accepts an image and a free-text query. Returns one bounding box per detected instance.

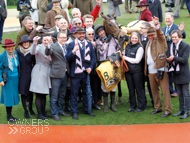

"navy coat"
[161,23,186,56]
[16,48,35,95]
[66,40,95,78]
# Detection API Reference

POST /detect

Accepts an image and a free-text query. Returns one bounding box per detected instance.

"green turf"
[0,3,190,125]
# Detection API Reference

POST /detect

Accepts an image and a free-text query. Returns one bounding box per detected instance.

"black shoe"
[65,106,71,112]
[43,112,51,118]
[59,112,70,117]
[37,115,48,120]
[52,116,62,121]
[174,15,180,19]
[92,104,101,110]
[133,109,145,113]
[7,115,16,123]
[24,112,31,119]
[84,112,96,116]
[128,108,134,112]
[72,113,79,120]
[173,111,184,116]
[180,112,189,119]
[29,109,36,115]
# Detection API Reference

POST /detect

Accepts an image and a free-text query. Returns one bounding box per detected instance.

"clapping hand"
[178,22,185,32]
[0,81,4,86]
[166,54,174,61]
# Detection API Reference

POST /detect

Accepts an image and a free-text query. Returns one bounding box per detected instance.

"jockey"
[94,24,119,113]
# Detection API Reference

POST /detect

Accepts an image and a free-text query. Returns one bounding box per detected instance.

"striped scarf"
[74,38,91,75]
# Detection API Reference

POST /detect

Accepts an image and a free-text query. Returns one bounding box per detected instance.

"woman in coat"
[16,35,36,119]
[30,34,52,120]
[31,0,39,27]
[0,39,20,122]
[122,32,146,112]
[136,0,152,22]
[167,30,190,119]
[107,0,122,19]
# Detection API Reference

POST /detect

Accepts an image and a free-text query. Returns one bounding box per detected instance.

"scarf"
[20,44,31,56]
[169,39,182,72]
[6,50,18,71]
[74,38,91,75]
[52,6,61,15]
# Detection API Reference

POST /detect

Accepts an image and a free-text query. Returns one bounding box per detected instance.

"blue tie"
[62,46,67,59]
[81,42,85,49]
[165,26,170,36]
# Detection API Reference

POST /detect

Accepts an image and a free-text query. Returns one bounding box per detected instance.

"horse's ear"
[100,12,106,19]
[112,11,115,18]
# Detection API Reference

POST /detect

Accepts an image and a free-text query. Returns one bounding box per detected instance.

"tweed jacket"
[73,0,93,16]
[144,27,168,76]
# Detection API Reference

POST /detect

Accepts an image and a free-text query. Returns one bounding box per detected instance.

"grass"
[1,3,190,125]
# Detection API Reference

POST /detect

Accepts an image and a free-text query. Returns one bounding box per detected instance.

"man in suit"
[144,16,172,117]
[66,26,96,120]
[50,15,63,35]
[45,31,70,121]
[139,21,154,106]
[161,12,186,97]
[167,30,190,119]
[146,0,163,23]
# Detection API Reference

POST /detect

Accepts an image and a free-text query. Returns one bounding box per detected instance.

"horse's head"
[100,12,124,40]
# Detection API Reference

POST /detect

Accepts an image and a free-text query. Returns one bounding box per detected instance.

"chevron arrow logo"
[8,127,18,134]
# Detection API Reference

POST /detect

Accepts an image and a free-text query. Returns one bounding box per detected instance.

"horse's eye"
[109,24,112,26]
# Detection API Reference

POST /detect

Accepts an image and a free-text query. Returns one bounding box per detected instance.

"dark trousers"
[143,76,154,105]
[90,74,102,104]
[125,72,146,110]
[50,74,67,118]
[0,19,5,41]
[168,72,177,94]
[70,73,88,114]
[176,83,190,112]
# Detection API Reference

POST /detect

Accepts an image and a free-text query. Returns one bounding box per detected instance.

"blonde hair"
[83,14,93,22]
[127,32,142,46]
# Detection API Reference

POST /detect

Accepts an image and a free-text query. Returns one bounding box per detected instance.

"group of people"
[0,0,190,123]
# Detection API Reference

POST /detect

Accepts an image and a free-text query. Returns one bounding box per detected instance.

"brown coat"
[45,9,69,28]
[144,27,168,76]
[37,0,48,25]
[73,0,93,16]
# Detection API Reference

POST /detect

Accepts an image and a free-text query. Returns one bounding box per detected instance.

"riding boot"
[103,92,108,113]
[110,92,117,112]
[6,107,16,122]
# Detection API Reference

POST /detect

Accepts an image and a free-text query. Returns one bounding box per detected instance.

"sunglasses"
[75,22,81,25]
[88,33,94,36]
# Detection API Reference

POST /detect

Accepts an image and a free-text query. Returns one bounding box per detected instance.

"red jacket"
[140,9,152,22]
[69,5,100,29]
